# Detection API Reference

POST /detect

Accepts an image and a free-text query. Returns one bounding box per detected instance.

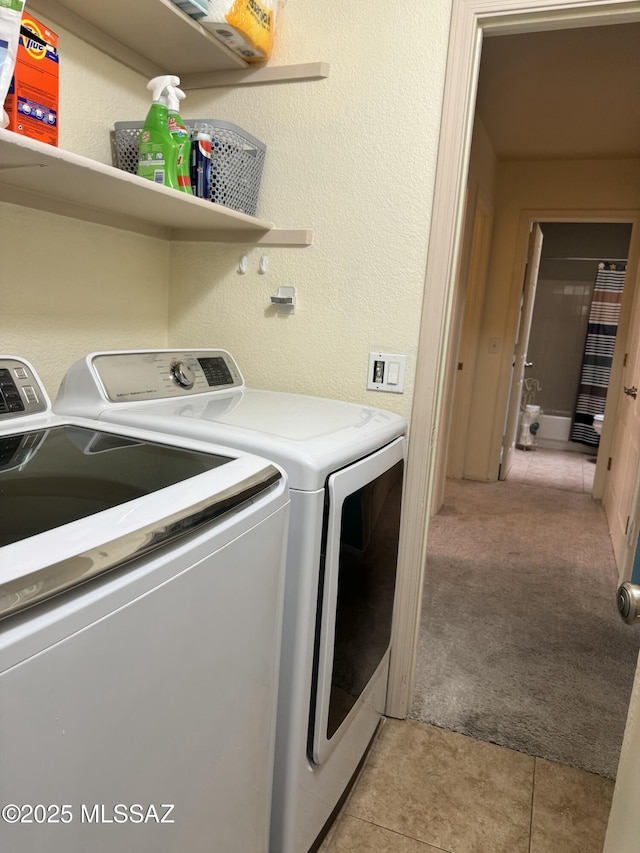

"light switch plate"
[367,352,406,393]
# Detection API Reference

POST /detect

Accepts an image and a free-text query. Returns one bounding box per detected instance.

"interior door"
[603,261,640,577]
[601,258,640,850]
[499,223,544,480]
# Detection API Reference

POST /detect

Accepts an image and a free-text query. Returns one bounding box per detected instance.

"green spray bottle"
[137,75,179,190]
[167,82,193,195]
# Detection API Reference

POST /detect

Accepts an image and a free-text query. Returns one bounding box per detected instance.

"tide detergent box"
[4,14,58,146]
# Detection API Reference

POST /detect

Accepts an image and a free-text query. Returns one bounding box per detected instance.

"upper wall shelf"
[19,0,322,245]
[28,0,330,87]
[29,0,248,78]
[0,129,312,246]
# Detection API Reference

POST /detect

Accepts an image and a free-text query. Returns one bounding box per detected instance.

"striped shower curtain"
[570,261,626,446]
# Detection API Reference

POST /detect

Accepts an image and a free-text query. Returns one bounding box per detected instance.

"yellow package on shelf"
[203,0,278,62]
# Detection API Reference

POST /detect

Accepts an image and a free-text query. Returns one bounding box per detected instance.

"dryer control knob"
[170,360,196,390]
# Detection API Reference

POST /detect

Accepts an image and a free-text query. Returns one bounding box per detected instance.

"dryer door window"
[310,437,404,765]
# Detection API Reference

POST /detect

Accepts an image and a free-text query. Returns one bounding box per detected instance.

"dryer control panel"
[0,358,47,420]
[91,350,244,403]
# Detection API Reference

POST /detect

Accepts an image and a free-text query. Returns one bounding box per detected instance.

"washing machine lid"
[0,423,250,547]
[0,421,282,619]
[97,391,406,491]
[55,351,408,491]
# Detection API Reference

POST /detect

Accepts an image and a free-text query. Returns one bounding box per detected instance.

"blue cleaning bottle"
[190,124,212,199]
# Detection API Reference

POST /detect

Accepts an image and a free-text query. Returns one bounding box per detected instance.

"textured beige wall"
[56,24,150,163]
[1,200,169,398]
[168,0,453,417]
[463,158,640,481]
[4,1,453,409]
[2,16,167,398]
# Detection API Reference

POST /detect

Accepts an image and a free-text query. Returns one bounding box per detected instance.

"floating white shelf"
[28,0,330,88]
[12,0,321,245]
[29,0,248,78]
[0,130,312,246]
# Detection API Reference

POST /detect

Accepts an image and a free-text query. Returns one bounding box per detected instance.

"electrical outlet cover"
[367,352,406,393]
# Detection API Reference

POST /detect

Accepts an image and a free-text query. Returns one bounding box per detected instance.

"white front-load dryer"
[0,355,289,853]
[55,349,408,853]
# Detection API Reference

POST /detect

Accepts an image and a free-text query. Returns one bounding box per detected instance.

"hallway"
[410,460,638,778]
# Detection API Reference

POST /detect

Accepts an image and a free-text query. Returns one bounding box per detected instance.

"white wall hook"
[258,254,269,275]
[238,255,248,275]
[270,286,296,314]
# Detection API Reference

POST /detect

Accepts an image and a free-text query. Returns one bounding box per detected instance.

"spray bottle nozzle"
[147,74,181,105]
[167,84,187,113]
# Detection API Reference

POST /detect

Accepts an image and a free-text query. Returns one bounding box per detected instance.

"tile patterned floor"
[319,720,614,853]
[507,447,597,493]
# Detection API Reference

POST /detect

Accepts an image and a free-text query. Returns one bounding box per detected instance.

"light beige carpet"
[410,477,640,778]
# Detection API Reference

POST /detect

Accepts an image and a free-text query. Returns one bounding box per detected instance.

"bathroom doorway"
[506,221,632,491]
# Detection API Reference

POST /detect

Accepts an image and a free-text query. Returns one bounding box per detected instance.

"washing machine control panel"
[92,350,244,403]
[0,358,48,420]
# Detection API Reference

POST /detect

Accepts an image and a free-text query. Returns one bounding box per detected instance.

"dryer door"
[310,437,405,765]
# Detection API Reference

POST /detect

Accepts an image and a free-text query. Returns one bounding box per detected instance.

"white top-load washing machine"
[0,356,289,853]
[55,348,408,853]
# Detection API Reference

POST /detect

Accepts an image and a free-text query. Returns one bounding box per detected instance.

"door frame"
[387,0,640,718]
[492,210,639,496]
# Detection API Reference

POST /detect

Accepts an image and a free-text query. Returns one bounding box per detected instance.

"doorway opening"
[388,0,640,735]
[439,20,640,496]
[407,12,640,844]
[386,1,640,847]
[506,221,632,492]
